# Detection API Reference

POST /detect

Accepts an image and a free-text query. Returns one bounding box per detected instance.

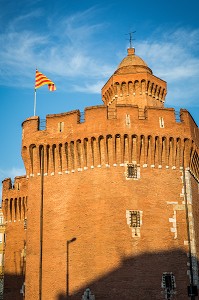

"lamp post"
[66,237,76,298]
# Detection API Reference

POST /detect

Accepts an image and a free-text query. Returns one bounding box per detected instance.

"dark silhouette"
[57,249,197,300]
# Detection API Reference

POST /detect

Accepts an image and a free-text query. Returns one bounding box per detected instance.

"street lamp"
[66,237,76,298]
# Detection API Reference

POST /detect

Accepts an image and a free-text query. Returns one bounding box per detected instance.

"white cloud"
[0,7,110,89]
[0,167,25,182]
[0,10,199,107]
[72,81,105,94]
[136,28,199,106]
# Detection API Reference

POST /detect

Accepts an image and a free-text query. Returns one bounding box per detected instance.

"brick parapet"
[3,46,199,299]
[21,105,197,138]
[2,176,28,224]
[21,105,198,179]
[2,176,27,194]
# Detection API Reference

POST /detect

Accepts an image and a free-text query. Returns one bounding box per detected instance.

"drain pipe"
[39,146,44,300]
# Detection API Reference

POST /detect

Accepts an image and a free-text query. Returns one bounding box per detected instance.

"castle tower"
[102,47,166,107]
[2,46,199,300]
[2,177,27,300]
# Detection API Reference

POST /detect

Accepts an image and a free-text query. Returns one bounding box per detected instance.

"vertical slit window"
[159,117,164,128]
[58,122,64,132]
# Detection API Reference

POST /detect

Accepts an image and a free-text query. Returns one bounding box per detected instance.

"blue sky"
[0,0,199,195]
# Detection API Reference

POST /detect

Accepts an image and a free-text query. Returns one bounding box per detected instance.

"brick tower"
[2,46,199,300]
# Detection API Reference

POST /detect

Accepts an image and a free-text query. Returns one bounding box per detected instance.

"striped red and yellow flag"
[35,69,56,91]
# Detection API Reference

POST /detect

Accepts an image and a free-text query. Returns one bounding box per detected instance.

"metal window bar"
[162,273,175,289]
[127,164,137,178]
[24,219,27,230]
[130,211,140,228]
[162,273,176,300]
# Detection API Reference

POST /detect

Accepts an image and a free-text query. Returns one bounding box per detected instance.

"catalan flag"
[35,69,56,91]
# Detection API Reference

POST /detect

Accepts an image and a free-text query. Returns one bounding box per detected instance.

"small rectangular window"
[159,117,164,128]
[0,233,2,243]
[24,219,27,230]
[126,114,131,126]
[127,164,137,178]
[58,122,64,132]
[130,211,140,228]
[126,210,142,237]
[162,272,176,290]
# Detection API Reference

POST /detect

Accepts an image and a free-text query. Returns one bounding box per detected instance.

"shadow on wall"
[3,273,24,300]
[57,249,194,300]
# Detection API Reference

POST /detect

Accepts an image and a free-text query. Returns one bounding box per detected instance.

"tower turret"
[102,47,167,108]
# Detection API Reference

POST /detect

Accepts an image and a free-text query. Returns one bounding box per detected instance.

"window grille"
[162,273,175,289]
[130,211,140,228]
[82,288,95,300]
[162,272,176,299]
[24,219,27,230]
[127,164,137,178]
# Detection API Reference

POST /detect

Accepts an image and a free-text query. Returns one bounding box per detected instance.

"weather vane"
[126,31,136,48]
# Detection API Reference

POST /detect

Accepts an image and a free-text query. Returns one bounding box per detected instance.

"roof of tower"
[114,48,153,75]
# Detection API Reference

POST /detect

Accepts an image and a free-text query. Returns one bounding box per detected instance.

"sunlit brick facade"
[2,47,199,300]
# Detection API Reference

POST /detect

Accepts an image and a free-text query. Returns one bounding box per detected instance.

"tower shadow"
[57,249,196,300]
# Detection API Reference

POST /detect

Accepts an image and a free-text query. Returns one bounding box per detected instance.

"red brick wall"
[2,177,27,300]
[2,103,199,300]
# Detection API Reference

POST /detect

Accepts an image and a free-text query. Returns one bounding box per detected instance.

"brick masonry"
[2,47,199,300]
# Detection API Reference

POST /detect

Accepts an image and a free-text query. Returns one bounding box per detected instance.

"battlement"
[2,176,27,194]
[22,105,107,134]
[2,176,28,223]
[21,105,197,135]
[20,104,199,179]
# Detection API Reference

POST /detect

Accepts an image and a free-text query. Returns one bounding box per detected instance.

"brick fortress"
[2,46,199,300]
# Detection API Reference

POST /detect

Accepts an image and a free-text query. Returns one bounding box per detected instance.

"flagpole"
[34,88,37,116]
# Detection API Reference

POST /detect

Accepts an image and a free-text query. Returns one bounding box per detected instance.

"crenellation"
[2,176,27,193]
[2,176,27,231]
[21,106,197,148]
[22,116,39,135]
[2,46,199,300]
